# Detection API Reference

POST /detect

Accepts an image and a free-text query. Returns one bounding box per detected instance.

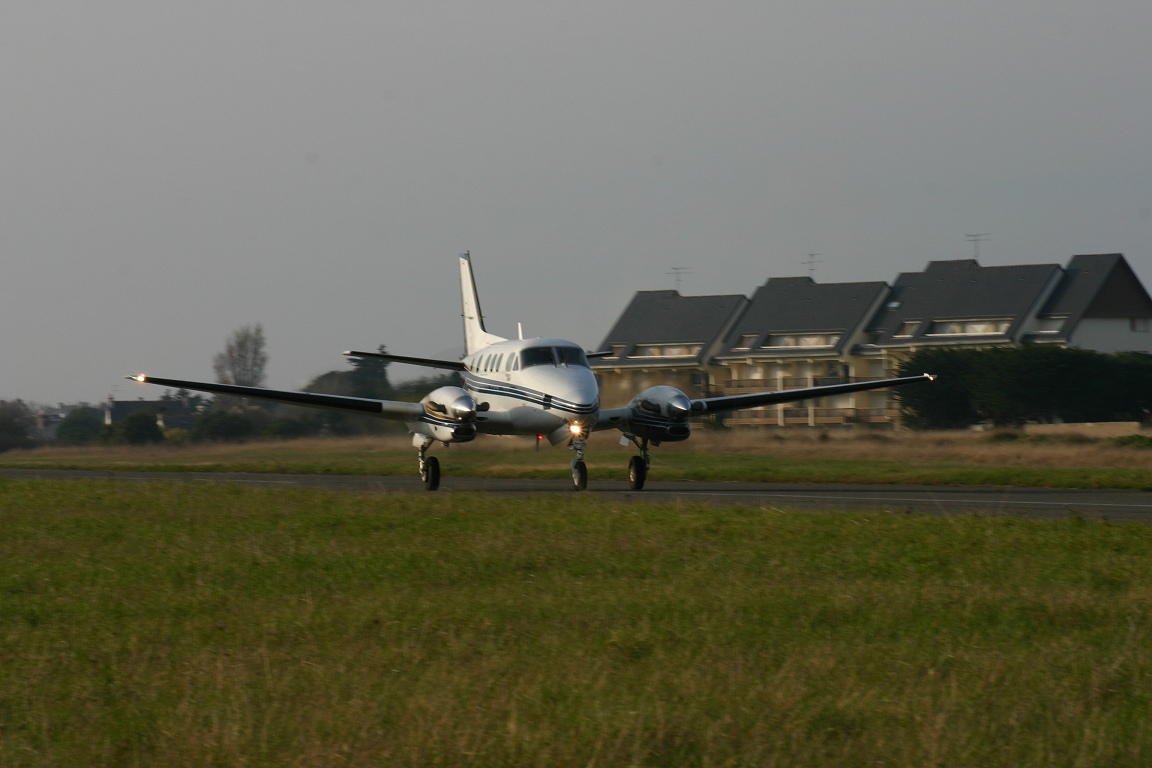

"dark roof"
[867,260,1062,346]
[1040,254,1152,334]
[593,290,747,365]
[716,277,888,357]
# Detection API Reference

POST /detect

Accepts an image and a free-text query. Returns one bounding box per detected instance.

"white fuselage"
[460,337,600,436]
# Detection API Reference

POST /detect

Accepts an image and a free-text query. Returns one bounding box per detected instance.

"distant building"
[31,402,94,442]
[592,290,747,407]
[712,277,890,427]
[592,253,1152,428]
[104,396,200,430]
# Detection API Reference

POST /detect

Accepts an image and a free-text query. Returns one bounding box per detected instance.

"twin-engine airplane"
[130,253,934,491]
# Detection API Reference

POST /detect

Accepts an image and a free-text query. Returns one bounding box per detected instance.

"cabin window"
[495,354,504,371]
[511,355,520,371]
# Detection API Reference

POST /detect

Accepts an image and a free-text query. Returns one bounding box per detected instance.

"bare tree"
[213,324,268,387]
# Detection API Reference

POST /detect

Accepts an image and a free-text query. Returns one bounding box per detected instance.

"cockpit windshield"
[520,347,555,369]
[556,346,589,368]
[519,345,590,369]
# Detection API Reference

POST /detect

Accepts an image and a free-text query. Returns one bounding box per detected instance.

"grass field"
[2,478,1151,766]
[6,429,1152,489]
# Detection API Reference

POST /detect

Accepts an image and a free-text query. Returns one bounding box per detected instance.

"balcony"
[724,406,900,427]
[722,376,890,393]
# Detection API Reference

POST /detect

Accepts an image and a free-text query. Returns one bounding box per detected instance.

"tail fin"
[460,251,506,354]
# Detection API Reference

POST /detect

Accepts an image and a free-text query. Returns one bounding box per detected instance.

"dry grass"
[6,429,1152,488]
[682,428,1152,470]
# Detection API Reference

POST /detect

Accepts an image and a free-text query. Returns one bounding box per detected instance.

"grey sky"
[3,3,1151,405]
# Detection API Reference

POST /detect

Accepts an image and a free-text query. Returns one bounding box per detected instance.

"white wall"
[1069,319,1152,353]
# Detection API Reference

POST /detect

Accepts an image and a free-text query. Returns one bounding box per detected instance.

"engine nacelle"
[416,386,478,443]
[422,386,477,422]
[626,386,694,443]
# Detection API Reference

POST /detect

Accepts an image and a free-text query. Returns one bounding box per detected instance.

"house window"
[732,334,759,351]
[1132,318,1150,332]
[893,321,920,338]
[760,334,840,348]
[1036,317,1065,333]
[607,344,628,359]
[629,343,703,358]
[927,319,1011,336]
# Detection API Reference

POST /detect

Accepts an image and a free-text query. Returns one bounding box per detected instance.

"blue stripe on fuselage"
[462,373,598,415]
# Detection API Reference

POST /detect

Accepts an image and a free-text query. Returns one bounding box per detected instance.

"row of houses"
[591,253,1152,427]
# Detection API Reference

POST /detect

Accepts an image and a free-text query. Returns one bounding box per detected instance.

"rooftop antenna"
[802,253,822,277]
[667,266,693,291]
[965,234,990,260]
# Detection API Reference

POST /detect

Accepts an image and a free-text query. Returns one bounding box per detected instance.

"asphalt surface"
[4,468,1152,522]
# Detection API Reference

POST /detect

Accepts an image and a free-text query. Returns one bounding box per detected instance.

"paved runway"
[5,468,1152,522]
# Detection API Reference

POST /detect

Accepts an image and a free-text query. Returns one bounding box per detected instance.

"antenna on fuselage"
[518,322,524,340]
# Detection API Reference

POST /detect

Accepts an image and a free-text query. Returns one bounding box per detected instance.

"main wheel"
[628,455,647,490]
[571,460,588,491]
[423,456,440,491]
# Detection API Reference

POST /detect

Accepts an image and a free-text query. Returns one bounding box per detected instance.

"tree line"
[897,345,1152,428]
[0,325,460,451]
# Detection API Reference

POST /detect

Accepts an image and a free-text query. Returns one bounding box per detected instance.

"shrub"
[192,412,260,443]
[103,412,164,445]
[1111,434,1152,449]
[56,407,104,446]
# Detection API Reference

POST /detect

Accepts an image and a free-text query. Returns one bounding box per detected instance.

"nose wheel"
[570,431,588,491]
[571,460,587,490]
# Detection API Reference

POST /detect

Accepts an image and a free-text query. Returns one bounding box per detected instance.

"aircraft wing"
[343,350,466,371]
[690,373,935,414]
[126,375,426,419]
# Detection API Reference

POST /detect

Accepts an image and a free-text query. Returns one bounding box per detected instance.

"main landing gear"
[624,435,651,491]
[415,435,440,491]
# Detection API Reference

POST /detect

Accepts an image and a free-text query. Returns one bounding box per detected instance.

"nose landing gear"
[570,430,588,491]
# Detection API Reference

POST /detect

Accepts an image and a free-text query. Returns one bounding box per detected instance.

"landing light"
[569,424,584,436]
[135,374,146,382]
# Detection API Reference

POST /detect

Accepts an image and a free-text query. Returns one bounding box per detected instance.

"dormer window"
[927,319,1011,336]
[894,321,920,338]
[629,343,703,358]
[760,334,840,348]
[732,334,759,351]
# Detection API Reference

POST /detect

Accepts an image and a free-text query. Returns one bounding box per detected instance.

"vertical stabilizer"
[460,251,506,354]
